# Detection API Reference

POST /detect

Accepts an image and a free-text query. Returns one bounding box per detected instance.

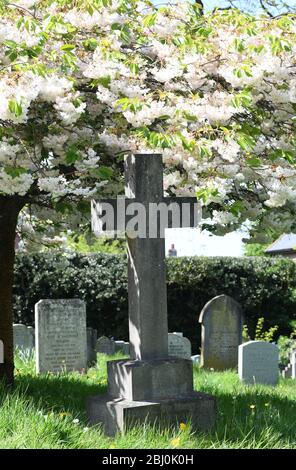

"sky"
[200,0,294,14]
[165,228,247,257]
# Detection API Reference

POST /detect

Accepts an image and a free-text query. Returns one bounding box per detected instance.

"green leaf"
[4,40,17,48]
[229,200,244,216]
[233,38,245,53]
[8,99,23,118]
[237,133,256,150]
[6,51,18,61]
[65,145,80,165]
[269,149,295,164]
[233,66,252,78]
[232,90,252,109]
[96,166,114,180]
[196,187,219,203]
[61,44,76,52]
[82,39,98,51]
[128,62,139,74]
[115,97,142,112]
[143,13,157,27]
[4,166,28,178]
[55,201,73,214]
[246,156,262,167]
[97,76,111,88]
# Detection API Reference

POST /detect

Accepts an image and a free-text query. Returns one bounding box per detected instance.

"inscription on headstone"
[96,336,115,356]
[168,333,191,359]
[199,294,243,370]
[239,341,279,385]
[35,299,87,374]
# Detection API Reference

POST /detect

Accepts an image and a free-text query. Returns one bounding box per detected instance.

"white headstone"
[191,354,200,364]
[96,336,115,355]
[0,340,3,364]
[13,324,35,352]
[168,333,191,359]
[239,340,279,385]
[290,351,296,379]
[35,299,87,374]
[282,363,292,379]
[115,341,130,356]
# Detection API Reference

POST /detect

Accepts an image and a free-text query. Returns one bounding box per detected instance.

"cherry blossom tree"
[0,0,295,383]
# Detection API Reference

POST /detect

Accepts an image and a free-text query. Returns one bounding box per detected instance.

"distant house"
[265,233,296,261]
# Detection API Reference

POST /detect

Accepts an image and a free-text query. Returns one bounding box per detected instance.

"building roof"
[265,233,296,254]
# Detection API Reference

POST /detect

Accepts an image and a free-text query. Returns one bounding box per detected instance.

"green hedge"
[13,253,296,353]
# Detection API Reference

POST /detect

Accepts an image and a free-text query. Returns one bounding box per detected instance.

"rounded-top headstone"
[238,340,279,385]
[168,333,191,359]
[96,336,116,355]
[199,294,243,370]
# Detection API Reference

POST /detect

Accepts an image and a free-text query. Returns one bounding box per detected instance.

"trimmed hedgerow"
[13,253,296,353]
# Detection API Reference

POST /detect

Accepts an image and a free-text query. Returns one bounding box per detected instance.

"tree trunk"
[0,196,25,386]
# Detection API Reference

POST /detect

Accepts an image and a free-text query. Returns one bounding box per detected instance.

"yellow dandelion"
[179,422,187,431]
[171,437,181,448]
[59,412,70,419]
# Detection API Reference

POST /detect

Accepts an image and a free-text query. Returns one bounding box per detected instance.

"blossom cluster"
[0,0,295,239]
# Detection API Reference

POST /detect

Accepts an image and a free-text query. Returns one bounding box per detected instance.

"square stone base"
[87,392,216,436]
[108,358,193,401]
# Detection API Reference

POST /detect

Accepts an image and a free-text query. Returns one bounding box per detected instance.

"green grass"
[0,353,296,448]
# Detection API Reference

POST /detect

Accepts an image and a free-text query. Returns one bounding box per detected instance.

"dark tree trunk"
[0,196,25,386]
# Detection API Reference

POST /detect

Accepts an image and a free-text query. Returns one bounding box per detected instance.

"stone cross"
[92,154,199,361]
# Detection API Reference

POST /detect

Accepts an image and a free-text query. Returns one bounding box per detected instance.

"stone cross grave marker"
[239,340,279,385]
[199,294,243,370]
[35,299,87,374]
[88,154,216,436]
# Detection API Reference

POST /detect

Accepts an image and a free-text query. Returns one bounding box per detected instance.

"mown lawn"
[0,352,295,449]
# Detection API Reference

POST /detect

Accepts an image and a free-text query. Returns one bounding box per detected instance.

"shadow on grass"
[11,372,106,421]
